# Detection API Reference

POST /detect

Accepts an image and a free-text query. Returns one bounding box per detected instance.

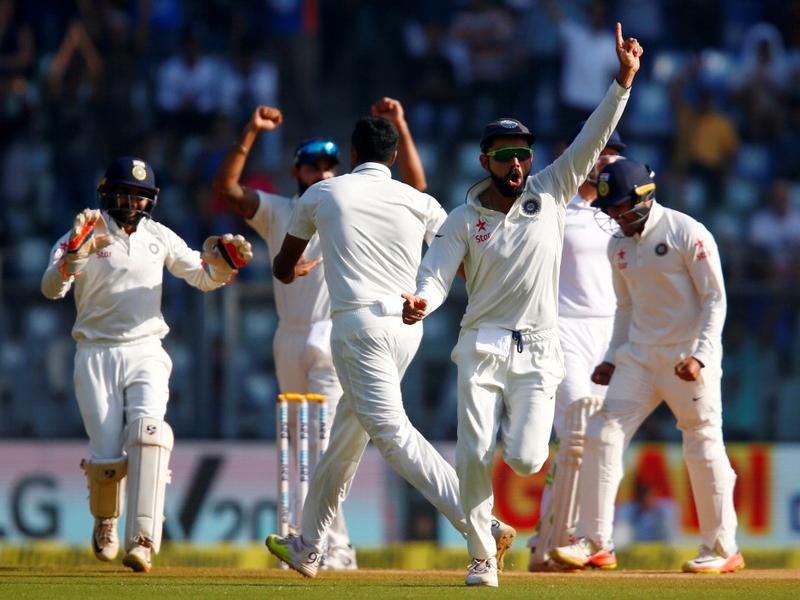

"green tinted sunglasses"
[484,146,533,162]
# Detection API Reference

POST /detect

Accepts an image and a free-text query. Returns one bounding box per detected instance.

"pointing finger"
[616,22,623,47]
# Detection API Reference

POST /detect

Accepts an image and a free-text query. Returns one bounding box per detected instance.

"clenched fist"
[249,106,284,132]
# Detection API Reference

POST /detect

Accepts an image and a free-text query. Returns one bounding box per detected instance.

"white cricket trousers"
[74,340,172,458]
[300,305,468,550]
[454,328,564,559]
[553,316,613,435]
[578,341,738,555]
[273,321,350,548]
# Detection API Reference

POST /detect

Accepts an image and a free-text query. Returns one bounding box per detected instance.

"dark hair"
[351,117,399,164]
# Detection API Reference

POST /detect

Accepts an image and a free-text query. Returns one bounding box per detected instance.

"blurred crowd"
[2,0,800,442]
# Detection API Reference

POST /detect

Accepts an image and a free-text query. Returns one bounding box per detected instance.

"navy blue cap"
[99,156,158,195]
[593,160,656,209]
[571,120,626,151]
[480,118,535,151]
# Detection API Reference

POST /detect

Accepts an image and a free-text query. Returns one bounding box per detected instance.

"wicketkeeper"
[41,156,253,573]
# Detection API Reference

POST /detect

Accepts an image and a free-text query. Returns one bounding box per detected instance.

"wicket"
[276,393,328,542]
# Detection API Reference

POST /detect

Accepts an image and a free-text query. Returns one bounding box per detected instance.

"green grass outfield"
[1,566,799,600]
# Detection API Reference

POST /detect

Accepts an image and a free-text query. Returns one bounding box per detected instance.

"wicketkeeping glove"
[202,233,253,283]
[60,209,113,276]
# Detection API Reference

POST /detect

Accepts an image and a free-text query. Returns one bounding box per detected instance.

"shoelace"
[468,559,492,573]
[97,519,115,544]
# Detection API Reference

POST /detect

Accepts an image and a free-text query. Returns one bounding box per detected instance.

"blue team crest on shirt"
[522,198,541,216]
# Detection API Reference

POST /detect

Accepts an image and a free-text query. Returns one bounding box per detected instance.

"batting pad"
[124,417,174,554]
[532,396,603,566]
[80,456,127,518]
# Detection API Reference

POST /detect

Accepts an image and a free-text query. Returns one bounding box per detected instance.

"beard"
[490,170,525,199]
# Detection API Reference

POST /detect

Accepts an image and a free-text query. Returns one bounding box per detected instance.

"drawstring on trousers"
[511,330,523,353]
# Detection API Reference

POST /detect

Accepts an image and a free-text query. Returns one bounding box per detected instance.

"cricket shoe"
[265,533,321,577]
[91,517,119,561]
[551,537,618,570]
[122,541,152,573]
[465,557,498,587]
[490,519,516,571]
[320,544,358,570]
[682,546,745,574]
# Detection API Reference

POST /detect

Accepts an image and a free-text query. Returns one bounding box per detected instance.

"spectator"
[671,59,740,208]
[733,22,788,142]
[614,479,678,547]
[156,29,221,138]
[449,0,517,131]
[546,0,619,131]
[748,178,800,278]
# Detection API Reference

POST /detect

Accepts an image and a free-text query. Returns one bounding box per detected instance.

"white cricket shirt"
[559,195,616,318]
[604,200,727,369]
[41,215,224,344]
[287,162,447,315]
[416,80,630,332]
[247,191,329,326]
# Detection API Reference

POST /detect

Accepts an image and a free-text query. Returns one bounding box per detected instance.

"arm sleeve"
[162,226,226,292]
[415,209,468,314]
[287,189,318,241]
[244,191,272,240]
[534,81,630,206]
[683,224,727,367]
[604,241,633,364]
[423,195,448,245]
[41,234,74,299]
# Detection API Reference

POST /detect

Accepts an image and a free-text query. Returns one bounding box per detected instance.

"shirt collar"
[636,199,663,240]
[352,162,392,177]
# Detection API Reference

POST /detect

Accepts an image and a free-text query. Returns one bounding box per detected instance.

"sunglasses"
[295,140,339,165]
[484,146,533,163]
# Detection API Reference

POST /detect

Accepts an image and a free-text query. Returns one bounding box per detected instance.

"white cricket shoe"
[320,544,358,570]
[265,533,321,577]
[490,519,516,571]
[122,542,152,573]
[465,557,498,587]
[91,517,119,561]
[551,536,618,570]
[682,546,745,574]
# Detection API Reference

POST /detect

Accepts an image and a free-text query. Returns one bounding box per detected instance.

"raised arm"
[371,97,427,192]
[212,106,284,219]
[542,23,642,203]
[614,22,643,89]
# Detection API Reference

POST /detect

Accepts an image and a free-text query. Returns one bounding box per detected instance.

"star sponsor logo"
[615,248,627,269]
[695,239,709,260]
[474,217,491,243]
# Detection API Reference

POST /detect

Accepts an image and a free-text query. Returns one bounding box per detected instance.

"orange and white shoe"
[551,537,618,570]
[682,546,745,574]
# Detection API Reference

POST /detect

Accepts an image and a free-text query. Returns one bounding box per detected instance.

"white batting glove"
[202,233,253,283]
[61,209,112,276]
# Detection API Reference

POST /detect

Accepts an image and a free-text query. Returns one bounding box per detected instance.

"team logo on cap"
[655,242,668,256]
[131,159,147,181]
[498,119,518,128]
[522,198,541,216]
[597,180,610,197]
